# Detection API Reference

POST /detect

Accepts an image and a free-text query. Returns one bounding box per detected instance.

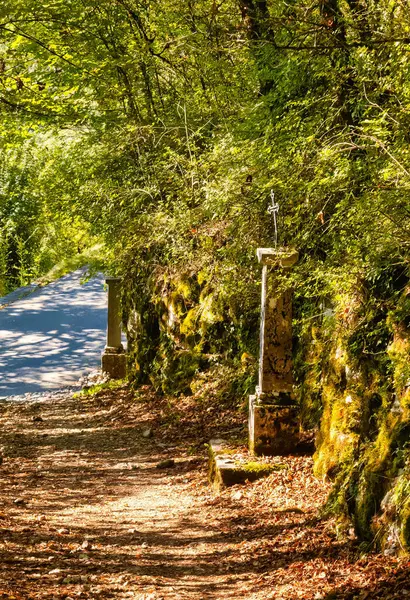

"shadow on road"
[0,271,107,396]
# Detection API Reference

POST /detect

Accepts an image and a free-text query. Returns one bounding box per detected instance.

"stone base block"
[101,350,127,379]
[208,439,285,492]
[249,397,299,456]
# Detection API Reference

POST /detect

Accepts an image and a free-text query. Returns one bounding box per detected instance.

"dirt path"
[0,387,409,600]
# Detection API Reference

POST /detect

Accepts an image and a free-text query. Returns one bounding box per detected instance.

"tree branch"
[0,24,93,74]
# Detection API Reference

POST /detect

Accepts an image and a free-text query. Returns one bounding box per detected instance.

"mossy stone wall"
[295,268,410,552]
[122,266,258,398]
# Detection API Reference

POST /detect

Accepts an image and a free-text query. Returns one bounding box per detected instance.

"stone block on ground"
[249,398,299,456]
[101,349,127,379]
[208,438,286,492]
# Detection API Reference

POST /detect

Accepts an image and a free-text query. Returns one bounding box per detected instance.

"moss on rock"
[296,273,410,551]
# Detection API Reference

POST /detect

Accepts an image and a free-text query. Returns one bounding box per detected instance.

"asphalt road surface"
[0,270,108,398]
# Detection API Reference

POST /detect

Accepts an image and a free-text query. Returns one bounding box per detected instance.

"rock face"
[297,275,410,552]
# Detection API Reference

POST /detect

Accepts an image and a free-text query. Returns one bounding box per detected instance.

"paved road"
[0,270,108,397]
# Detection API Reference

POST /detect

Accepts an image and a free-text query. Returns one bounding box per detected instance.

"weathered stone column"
[101,277,127,379]
[249,248,299,455]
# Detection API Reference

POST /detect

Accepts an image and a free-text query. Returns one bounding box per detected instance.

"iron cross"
[267,190,279,248]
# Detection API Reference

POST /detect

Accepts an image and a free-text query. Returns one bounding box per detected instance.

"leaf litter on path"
[0,386,409,599]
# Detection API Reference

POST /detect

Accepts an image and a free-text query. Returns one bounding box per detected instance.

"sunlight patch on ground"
[0,270,108,396]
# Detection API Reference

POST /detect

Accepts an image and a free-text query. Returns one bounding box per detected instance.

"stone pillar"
[101,277,127,379]
[249,248,299,455]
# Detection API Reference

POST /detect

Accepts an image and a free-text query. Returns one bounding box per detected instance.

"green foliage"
[0,131,101,294]
[236,461,284,475]
[73,378,126,399]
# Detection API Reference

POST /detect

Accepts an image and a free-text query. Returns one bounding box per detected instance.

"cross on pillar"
[249,248,300,455]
